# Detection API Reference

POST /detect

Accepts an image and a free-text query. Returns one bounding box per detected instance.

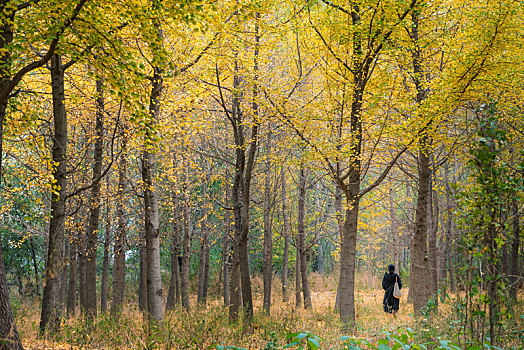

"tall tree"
[110,123,127,317]
[39,54,68,334]
[280,167,290,303]
[141,21,164,322]
[84,77,105,317]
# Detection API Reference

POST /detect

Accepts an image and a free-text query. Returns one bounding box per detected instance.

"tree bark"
[165,206,181,312]
[262,133,273,314]
[281,168,290,302]
[334,186,342,311]
[142,62,163,322]
[67,236,77,315]
[100,178,111,313]
[111,130,127,317]
[295,249,302,308]
[221,193,231,306]
[84,77,105,317]
[229,159,242,321]
[390,185,399,269]
[409,8,431,316]
[0,4,23,345]
[411,143,431,315]
[78,230,87,312]
[298,164,312,309]
[509,197,520,301]
[427,170,439,303]
[181,168,192,312]
[29,237,40,296]
[197,185,210,306]
[40,54,68,334]
[138,223,147,313]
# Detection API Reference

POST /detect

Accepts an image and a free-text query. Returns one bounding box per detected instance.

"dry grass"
[15,272,523,349]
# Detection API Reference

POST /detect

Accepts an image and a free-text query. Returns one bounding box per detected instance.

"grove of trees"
[0,0,522,348]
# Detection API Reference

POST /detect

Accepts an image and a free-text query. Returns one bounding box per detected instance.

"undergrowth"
[14,273,523,349]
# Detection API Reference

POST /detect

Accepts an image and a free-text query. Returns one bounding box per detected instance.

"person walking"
[382,264,402,315]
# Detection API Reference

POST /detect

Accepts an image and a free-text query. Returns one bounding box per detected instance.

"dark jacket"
[382,272,402,313]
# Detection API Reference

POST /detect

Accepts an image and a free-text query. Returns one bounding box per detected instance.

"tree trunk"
[67,237,77,315]
[237,11,261,326]
[262,137,273,314]
[111,126,127,318]
[339,197,359,326]
[229,162,242,321]
[142,63,163,322]
[78,231,87,312]
[334,186,342,311]
[40,54,68,334]
[100,178,111,313]
[165,207,180,312]
[29,237,40,296]
[0,246,23,349]
[181,171,191,312]
[295,249,301,308]
[221,197,231,306]
[428,171,439,304]
[84,77,104,317]
[281,168,290,303]
[315,183,324,274]
[390,185,399,269]
[411,144,431,315]
[59,239,68,309]
[409,8,431,316]
[0,6,23,346]
[197,186,210,306]
[298,164,312,309]
[509,197,520,301]
[138,225,147,313]
[111,132,127,317]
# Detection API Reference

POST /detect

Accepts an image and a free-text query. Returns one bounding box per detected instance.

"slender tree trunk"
[298,164,312,309]
[281,168,290,303]
[165,206,180,312]
[138,225,147,313]
[315,183,324,274]
[60,238,68,310]
[412,144,431,315]
[317,244,324,274]
[221,197,231,306]
[40,54,68,334]
[84,77,104,317]
[229,164,242,321]
[339,196,359,326]
[181,170,191,311]
[410,9,431,316]
[236,11,261,326]
[100,178,111,313]
[295,249,301,308]
[142,61,163,322]
[197,186,210,306]
[111,131,127,317]
[262,135,273,314]
[78,230,87,312]
[390,185,399,269]
[428,171,439,304]
[509,197,520,301]
[239,195,254,321]
[67,237,77,315]
[334,186,342,311]
[29,237,40,296]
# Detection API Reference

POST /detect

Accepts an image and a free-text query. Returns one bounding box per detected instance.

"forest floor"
[14,273,524,349]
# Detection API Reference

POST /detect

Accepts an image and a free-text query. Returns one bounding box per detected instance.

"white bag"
[393,276,402,298]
